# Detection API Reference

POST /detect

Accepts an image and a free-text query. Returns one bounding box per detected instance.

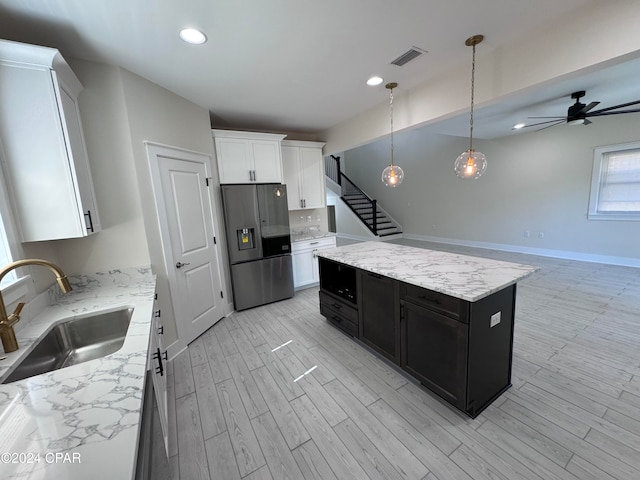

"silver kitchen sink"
[2,307,133,384]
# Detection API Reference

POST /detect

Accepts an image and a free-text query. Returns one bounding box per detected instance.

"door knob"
[176,261,191,269]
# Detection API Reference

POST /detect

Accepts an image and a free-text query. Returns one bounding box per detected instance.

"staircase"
[326,155,402,238]
[342,192,402,237]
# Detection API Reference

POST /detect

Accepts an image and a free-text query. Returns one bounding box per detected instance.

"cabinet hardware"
[332,315,343,323]
[154,293,158,300]
[205,177,213,186]
[157,325,163,335]
[152,347,164,376]
[162,351,168,361]
[175,261,191,269]
[84,211,94,232]
[310,241,319,245]
[303,199,306,208]
[300,199,303,208]
[312,249,318,258]
[331,303,342,310]
[154,309,161,318]
[213,236,217,244]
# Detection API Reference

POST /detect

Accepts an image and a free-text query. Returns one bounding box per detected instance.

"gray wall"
[344,113,640,264]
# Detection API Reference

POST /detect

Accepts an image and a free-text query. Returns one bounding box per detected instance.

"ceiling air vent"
[390,47,427,67]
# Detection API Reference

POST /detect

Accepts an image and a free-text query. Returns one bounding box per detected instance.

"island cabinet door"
[358,271,400,364]
[400,300,468,409]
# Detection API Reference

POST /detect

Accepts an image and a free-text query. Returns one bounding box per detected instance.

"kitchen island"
[0,267,157,479]
[317,241,537,418]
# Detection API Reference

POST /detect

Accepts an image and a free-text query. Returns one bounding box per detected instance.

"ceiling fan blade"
[583,118,592,125]
[523,119,567,128]
[535,120,565,131]
[589,99,640,114]
[588,108,640,117]
[527,116,567,119]
[576,101,600,115]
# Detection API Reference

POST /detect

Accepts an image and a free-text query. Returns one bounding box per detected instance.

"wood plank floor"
[167,240,640,480]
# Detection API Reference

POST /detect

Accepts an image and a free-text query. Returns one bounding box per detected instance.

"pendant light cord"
[469,42,476,153]
[389,86,395,166]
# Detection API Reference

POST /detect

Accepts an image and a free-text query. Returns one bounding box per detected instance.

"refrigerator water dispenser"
[237,228,255,250]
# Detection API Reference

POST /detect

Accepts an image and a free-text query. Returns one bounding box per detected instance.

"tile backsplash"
[289,208,328,234]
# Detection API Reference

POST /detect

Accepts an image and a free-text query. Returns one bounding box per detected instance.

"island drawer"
[401,283,463,321]
[319,291,358,323]
[321,303,358,337]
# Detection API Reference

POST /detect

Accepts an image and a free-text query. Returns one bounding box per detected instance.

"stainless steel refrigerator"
[221,184,294,311]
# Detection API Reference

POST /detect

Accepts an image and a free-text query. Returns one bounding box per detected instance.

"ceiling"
[0,0,636,140]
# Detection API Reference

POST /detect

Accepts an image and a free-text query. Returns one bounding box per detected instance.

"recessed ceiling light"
[179,28,207,45]
[512,123,526,129]
[366,76,384,86]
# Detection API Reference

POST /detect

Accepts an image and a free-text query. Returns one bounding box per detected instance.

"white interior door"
[147,143,227,345]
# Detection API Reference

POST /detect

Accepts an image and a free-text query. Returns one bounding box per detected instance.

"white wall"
[57,60,150,274]
[344,113,640,265]
[323,0,640,155]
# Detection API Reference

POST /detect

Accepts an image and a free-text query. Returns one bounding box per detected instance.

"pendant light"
[454,35,487,179]
[381,82,404,187]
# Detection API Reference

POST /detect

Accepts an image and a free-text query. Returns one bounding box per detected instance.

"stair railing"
[339,172,378,235]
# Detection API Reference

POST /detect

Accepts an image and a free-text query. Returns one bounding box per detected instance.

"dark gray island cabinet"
[317,242,537,418]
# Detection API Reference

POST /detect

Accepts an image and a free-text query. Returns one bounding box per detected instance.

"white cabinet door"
[150,305,169,455]
[215,137,253,183]
[251,140,283,183]
[282,146,302,210]
[299,147,325,209]
[213,130,285,184]
[292,249,315,287]
[0,40,100,242]
[57,76,100,233]
[280,140,325,210]
[291,237,336,288]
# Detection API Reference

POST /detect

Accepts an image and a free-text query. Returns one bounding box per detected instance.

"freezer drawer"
[231,255,294,310]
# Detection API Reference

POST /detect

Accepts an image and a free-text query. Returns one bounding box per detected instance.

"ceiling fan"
[524,90,640,130]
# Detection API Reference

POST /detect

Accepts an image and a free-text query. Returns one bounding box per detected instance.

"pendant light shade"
[382,82,404,187]
[381,164,404,186]
[454,150,487,179]
[455,34,487,179]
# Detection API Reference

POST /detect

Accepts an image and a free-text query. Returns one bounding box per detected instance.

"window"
[588,142,640,221]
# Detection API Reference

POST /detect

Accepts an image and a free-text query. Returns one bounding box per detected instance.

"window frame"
[0,142,31,302]
[588,141,640,221]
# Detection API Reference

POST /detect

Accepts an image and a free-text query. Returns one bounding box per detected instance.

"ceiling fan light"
[567,118,585,126]
[454,150,486,179]
[367,76,384,86]
[513,123,526,129]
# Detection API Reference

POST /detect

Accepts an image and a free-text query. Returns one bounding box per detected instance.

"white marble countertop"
[0,267,156,480]
[291,231,336,243]
[317,242,538,302]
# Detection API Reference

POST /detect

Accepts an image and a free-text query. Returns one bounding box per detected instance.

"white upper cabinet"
[281,140,326,210]
[212,129,286,184]
[0,39,100,242]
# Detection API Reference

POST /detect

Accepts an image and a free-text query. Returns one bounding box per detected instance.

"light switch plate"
[490,312,501,328]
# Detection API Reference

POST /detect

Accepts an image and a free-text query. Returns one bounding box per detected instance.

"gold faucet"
[0,259,72,353]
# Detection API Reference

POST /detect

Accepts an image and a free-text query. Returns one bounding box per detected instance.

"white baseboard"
[402,233,640,268]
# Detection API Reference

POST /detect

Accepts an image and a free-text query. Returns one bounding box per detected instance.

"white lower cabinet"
[148,299,168,455]
[291,236,336,289]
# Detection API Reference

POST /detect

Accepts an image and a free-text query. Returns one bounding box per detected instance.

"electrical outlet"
[524,230,530,238]
[490,312,501,328]
[538,232,545,239]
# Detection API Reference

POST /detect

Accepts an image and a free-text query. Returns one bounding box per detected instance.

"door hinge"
[205,177,213,186]
[220,291,224,299]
